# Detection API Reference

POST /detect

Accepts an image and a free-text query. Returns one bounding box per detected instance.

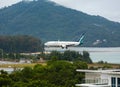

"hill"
[0,0,120,46]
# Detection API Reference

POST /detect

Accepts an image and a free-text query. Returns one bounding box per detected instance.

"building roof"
[76,69,120,75]
[76,84,110,87]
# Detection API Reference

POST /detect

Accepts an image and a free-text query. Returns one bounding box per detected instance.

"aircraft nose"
[44,43,48,46]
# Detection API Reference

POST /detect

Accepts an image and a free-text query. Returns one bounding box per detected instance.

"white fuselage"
[44,33,85,49]
[44,41,80,48]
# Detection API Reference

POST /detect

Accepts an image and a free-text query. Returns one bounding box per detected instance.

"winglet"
[79,33,85,45]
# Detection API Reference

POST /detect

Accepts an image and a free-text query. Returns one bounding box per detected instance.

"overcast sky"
[0,0,120,22]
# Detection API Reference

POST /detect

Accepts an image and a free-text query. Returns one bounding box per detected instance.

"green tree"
[0,49,3,59]
[49,51,62,60]
[9,70,22,82]
[0,72,12,87]
[63,50,82,61]
[63,50,72,61]
[3,60,88,87]
[12,81,28,87]
[46,61,76,86]
[8,53,15,59]
[0,77,12,87]
[0,70,8,75]
[82,51,92,63]
[28,80,58,87]
[0,35,44,53]
[21,67,34,80]
[16,53,21,59]
[73,61,88,69]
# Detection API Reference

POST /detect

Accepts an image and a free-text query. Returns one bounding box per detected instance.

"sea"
[45,47,120,64]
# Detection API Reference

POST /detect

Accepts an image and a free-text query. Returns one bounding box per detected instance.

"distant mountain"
[0,0,120,47]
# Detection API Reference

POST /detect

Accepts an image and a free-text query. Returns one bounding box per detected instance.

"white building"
[76,69,120,87]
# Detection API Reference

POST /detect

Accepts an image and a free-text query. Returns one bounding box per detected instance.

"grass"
[88,63,120,69]
[0,63,46,68]
[0,62,120,69]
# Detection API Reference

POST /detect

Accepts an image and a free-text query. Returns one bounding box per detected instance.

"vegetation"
[0,60,88,87]
[0,0,120,46]
[0,35,44,53]
[0,48,92,65]
[39,50,92,63]
[0,63,42,68]
[88,63,120,69]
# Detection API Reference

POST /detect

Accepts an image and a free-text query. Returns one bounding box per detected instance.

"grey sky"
[0,0,120,22]
[51,0,120,22]
[0,0,21,8]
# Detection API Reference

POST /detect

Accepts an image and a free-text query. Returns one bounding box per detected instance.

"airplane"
[44,33,85,49]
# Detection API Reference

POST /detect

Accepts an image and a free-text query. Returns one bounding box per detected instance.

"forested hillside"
[0,35,43,53]
[0,0,120,46]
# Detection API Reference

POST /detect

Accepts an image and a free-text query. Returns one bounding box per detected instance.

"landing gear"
[66,46,68,49]
[61,46,68,49]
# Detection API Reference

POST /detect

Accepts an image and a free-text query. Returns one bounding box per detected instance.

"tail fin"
[78,33,85,45]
